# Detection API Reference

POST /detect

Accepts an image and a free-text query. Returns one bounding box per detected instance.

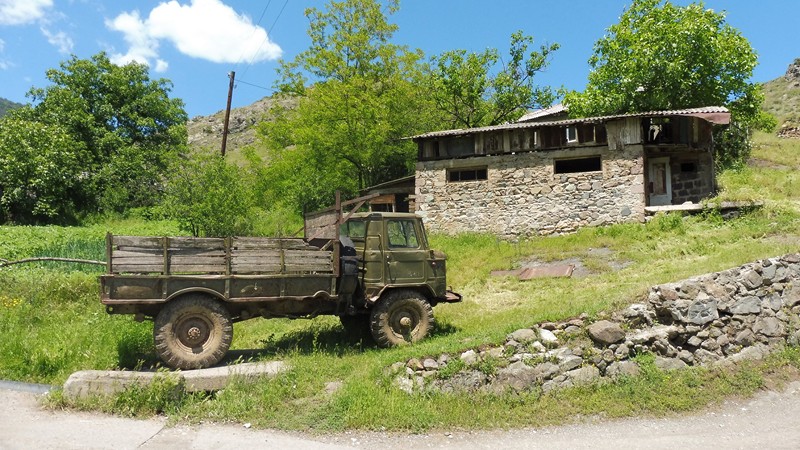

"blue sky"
[1,0,798,118]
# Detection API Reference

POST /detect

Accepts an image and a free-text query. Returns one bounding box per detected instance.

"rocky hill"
[0,97,23,117]
[763,58,800,138]
[186,95,297,157]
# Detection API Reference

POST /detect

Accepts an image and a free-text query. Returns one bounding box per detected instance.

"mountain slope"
[0,97,23,117]
[186,95,297,160]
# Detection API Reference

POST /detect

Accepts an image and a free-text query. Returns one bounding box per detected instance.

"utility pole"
[221,71,236,157]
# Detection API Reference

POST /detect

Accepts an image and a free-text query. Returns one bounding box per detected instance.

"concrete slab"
[63,361,288,400]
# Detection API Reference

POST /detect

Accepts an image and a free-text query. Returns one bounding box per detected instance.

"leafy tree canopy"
[0,52,187,224]
[565,0,759,118]
[563,0,772,167]
[427,31,559,128]
[258,0,436,212]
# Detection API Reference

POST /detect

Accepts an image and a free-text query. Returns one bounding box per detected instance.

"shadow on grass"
[117,319,462,370]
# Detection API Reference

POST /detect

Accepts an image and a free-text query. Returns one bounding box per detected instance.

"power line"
[235,1,272,68]
[240,0,289,80]
[235,78,272,91]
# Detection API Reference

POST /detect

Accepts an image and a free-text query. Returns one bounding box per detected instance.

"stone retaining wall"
[391,254,800,394]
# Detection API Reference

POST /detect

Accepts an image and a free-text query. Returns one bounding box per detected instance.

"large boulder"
[587,320,625,345]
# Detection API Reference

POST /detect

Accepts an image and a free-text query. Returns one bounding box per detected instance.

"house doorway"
[647,157,672,206]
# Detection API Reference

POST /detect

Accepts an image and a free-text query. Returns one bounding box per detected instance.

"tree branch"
[0,257,106,268]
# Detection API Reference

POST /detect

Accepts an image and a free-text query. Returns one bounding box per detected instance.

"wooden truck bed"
[100,235,340,310]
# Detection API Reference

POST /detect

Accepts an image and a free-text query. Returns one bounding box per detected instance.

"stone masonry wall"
[390,254,800,394]
[415,145,646,237]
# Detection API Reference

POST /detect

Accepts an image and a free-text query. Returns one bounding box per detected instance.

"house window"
[448,167,488,182]
[566,126,578,143]
[680,162,697,173]
[554,156,601,174]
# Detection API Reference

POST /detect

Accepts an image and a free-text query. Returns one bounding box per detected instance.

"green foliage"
[0,52,187,224]
[161,152,255,237]
[259,0,436,212]
[563,0,762,167]
[0,117,84,223]
[427,31,560,128]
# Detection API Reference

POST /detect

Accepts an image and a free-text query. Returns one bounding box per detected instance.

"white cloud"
[107,0,282,71]
[0,0,53,26]
[41,27,74,54]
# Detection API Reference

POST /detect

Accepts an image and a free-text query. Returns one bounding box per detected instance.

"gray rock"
[422,358,439,370]
[587,320,625,345]
[508,328,537,343]
[539,328,559,345]
[654,357,688,371]
[437,370,488,393]
[731,296,761,315]
[694,349,722,364]
[686,295,719,325]
[460,350,478,366]
[559,355,583,372]
[565,366,600,385]
[754,317,786,337]
[606,361,640,378]
[741,269,763,290]
[628,325,679,345]
[733,329,755,346]
[532,361,561,381]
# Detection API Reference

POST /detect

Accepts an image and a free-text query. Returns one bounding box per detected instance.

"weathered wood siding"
[109,236,333,275]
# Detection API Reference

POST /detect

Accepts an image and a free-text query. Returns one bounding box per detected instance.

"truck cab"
[340,212,452,303]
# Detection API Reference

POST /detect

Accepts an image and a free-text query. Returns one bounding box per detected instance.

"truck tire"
[154,295,233,370]
[370,290,434,347]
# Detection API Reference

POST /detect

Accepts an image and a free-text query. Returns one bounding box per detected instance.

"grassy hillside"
[762,66,800,127]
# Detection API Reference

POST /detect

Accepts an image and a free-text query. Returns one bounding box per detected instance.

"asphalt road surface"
[2,382,800,449]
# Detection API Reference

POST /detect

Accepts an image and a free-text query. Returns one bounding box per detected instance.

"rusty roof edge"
[407,106,730,140]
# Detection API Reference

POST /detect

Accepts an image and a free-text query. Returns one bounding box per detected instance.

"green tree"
[258,0,436,212]
[0,116,83,223]
[161,152,254,237]
[563,0,766,167]
[427,31,559,128]
[0,52,187,223]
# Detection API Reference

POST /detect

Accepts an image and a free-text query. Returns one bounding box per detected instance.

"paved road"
[2,382,800,449]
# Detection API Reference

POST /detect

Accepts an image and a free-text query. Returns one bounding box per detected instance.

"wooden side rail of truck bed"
[105,234,337,276]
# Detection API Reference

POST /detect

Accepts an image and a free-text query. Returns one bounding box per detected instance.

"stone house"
[411,106,730,236]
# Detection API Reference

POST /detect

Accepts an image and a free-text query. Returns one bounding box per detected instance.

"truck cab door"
[384,218,426,285]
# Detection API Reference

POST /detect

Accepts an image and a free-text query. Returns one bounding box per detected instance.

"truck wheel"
[370,290,434,347]
[154,295,233,370]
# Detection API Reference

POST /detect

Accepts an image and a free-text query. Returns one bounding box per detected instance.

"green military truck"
[100,205,461,369]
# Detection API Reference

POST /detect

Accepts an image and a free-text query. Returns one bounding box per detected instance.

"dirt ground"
[3,382,800,449]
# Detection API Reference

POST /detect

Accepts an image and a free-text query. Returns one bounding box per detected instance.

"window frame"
[447,166,488,183]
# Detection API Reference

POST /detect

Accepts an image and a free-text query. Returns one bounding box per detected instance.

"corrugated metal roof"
[409,106,730,140]
[517,103,568,122]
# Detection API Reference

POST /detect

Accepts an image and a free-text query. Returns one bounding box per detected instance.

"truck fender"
[368,285,434,305]
[166,287,227,303]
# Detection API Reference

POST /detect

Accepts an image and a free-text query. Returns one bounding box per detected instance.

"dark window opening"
[554,156,602,174]
[448,167,488,182]
[680,162,697,173]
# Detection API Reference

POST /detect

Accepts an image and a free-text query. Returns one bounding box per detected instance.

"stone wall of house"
[415,145,646,237]
[390,254,800,395]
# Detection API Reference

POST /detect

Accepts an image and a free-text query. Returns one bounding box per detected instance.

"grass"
[1,134,800,430]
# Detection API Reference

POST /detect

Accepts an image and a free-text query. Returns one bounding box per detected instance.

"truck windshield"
[341,219,366,240]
